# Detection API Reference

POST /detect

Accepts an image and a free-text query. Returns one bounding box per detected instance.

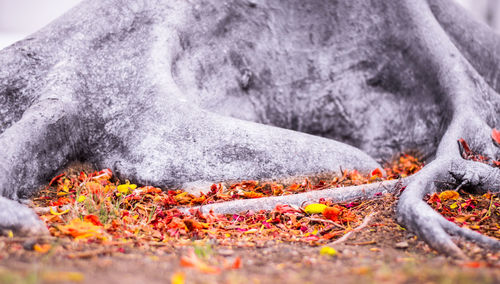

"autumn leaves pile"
[31,152,497,247]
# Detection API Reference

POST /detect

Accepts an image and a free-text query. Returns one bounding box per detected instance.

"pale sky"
[0,0,80,49]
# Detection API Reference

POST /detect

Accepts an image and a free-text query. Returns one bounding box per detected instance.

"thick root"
[397,158,500,258]
[0,196,48,236]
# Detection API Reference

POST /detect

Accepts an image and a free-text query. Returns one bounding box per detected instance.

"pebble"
[395,241,409,249]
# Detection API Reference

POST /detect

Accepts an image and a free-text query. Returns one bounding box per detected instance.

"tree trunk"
[0,0,499,256]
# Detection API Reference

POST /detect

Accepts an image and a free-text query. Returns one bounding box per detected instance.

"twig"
[305,217,345,229]
[346,240,376,246]
[330,212,376,245]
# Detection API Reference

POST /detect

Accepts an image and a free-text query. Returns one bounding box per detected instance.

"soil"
[1,195,498,284]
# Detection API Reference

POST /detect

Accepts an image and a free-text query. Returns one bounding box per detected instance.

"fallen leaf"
[171,272,185,284]
[33,244,51,253]
[322,205,342,222]
[439,190,460,201]
[117,182,137,194]
[230,257,242,269]
[492,128,500,146]
[86,181,104,195]
[304,203,327,214]
[50,207,70,216]
[243,191,264,198]
[462,261,482,268]
[319,246,338,256]
[371,168,383,178]
[58,218,106,240]
[84,215,103,226]
[180,250,220,274]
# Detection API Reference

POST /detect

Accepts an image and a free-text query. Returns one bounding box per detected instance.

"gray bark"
[0,0,499,256]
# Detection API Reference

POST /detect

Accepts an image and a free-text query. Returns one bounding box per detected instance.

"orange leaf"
[183,219,206,231]
[349,170,363,181]
[492,128,500,146]
[230,257,241,269]
[86,181,105,195]
[243,191,264,198]
[323,206,342,222]
[33,244,51,253]
[58,218,106,240]
[438,190,460,201]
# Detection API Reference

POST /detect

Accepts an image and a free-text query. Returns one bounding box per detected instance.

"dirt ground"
[1,195,498,284]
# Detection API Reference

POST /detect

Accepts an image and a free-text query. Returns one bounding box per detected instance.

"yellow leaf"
[77,195,86,203]
[304,203,327,214]
[450,202,458,209]
[438,190,460,201]
[117,182,137,194]
[171,272,185,284]
[320,246,338,256]
[50,207,70,216]
[7,230,13,238]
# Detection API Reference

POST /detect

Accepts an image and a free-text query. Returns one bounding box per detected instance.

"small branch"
[305,217,345,229]
[346,240,376,246]
[330,212,376,245]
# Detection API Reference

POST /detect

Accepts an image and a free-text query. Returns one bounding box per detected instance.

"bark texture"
[0,0,499,256]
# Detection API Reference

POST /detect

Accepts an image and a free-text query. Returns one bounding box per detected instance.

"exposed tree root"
[397,158,500,258]
[0,196,48,236]
[189,179,406,214]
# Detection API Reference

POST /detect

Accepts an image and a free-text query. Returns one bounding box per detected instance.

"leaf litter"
[0,148,499,282]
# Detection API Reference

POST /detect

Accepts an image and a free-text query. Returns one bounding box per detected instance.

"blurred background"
[0,0,80,49]
[0,0,499,49]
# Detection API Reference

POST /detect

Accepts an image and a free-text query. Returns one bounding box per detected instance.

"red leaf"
[462,261,482,268]
[492,128,500,146]
[371,168,383,178]
[230,257,242,269]
[84,215,103,226]
[322,205,342,222]
[457,138,472,158]
[45,173,65,190]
